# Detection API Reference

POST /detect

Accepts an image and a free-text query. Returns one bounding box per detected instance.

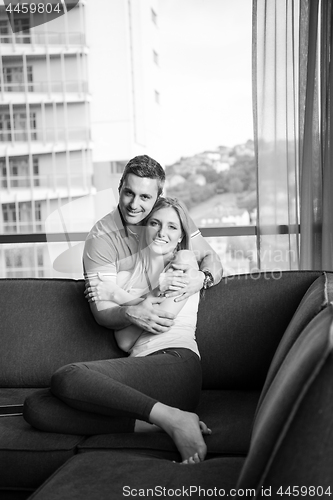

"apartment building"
[0,0,162,278]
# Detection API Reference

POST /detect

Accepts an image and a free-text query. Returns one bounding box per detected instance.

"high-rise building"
[0,0,161,278]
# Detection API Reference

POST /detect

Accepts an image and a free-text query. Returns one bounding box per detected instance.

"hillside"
[165,140,256,221]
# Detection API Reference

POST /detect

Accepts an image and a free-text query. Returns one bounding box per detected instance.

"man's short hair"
[118,155,165,197]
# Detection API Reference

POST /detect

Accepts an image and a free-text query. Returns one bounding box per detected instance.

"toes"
[199,420,212,435]
[181,453,201,465]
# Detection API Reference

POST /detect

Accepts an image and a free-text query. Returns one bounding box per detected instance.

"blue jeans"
[50,348,202,431]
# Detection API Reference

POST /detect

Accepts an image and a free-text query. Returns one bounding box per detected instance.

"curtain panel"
[253,0,333,272]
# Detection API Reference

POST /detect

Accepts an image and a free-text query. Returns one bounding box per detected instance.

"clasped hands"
[158,264,204,301]
[84,266,205,335]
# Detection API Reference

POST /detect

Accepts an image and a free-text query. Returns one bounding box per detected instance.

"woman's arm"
[117,250,199,352]
[156,249,199,316]
[87,273,147,352]
[86,274,143,306]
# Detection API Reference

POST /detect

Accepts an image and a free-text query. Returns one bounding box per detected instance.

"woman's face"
[146,207,183,256]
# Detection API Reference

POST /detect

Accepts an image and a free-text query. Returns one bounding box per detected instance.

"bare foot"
[135,419,211,436]
[134,420,162,433]
[149,403,210,463]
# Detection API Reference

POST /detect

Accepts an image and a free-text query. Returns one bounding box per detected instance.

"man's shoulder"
[87,207,123,239]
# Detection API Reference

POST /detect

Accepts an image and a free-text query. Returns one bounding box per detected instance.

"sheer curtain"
[253,0,333,272]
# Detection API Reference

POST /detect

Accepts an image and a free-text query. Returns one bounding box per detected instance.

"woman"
[45,198,210,464]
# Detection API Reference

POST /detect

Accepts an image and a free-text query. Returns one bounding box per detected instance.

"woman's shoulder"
[172,249,198,267]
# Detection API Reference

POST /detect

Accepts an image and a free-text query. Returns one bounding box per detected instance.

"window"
[0,110,37,142]
[5,249,22,268]
[0,112,12,142]
[14,111,37,141]
[3,203,17,232]
[0,157,39,188]
[34,201,42,231]
[14,18,30,43]
[0,20,10,43]
[4,246,44,278]
[2,200,42,233]
[0,18,30,43]
[33,159,39,186]
[2,66,33,92]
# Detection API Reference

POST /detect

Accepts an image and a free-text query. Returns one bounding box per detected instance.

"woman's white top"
[129,292,200,358]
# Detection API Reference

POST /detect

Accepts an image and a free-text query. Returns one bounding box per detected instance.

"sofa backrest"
[0,279,124,387]
[237,305,333,491]
[0,271,323,390]
[196,271,323,390]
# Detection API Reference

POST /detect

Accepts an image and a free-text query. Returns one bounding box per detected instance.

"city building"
[0,0,162,278]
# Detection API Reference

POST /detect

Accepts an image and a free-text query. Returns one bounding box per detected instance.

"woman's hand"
[85,273,117,302]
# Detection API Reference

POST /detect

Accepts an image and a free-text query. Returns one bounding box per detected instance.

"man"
[83,155,223,334]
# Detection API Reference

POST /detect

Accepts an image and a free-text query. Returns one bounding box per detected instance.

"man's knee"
[173,249,198,270]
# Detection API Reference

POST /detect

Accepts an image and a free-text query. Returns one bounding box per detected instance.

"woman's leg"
[50,349,208,462]
[51,349,201,419]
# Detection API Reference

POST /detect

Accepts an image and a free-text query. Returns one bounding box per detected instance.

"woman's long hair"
[124,197,192,293]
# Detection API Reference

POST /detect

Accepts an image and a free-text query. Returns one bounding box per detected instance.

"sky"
[158,0,253,164]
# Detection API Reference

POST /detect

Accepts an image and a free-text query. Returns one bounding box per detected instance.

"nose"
[157,224,167,238]
[129,196,139,210]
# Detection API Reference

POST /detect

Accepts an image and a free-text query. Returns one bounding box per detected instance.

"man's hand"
[162,264,205,302]
[126,296,175,334]
[159,268,189,294]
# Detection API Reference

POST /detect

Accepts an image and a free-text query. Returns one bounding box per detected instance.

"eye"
[141,195,150,201]
[149,220,158,226]
[169,225,177,230]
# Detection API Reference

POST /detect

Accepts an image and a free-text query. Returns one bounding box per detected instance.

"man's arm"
[88,296,175,334]
[162,233,223,301]
[83,228,175,333]
[191,232,223,284]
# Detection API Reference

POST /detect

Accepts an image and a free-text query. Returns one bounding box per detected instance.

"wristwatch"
[201,270,214,290]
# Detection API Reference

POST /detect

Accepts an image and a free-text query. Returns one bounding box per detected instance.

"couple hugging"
[24,155,223,464]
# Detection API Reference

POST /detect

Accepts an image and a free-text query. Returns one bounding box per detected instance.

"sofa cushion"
[237,305,333,490]
[0,279,124,387]
[0,388,39,407]
[0,416,83,489]
[196,271,323,390]
[257,272,333,409]
[28,451,246,500]
[78,390,261,458]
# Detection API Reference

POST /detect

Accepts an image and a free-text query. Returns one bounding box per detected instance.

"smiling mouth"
[153,238,168,244]
[127,209,142,216]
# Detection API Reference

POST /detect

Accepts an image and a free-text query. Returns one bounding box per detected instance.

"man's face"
[119,174,159,225]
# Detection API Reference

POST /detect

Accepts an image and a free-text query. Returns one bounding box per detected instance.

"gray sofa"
[0,271,332,499]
